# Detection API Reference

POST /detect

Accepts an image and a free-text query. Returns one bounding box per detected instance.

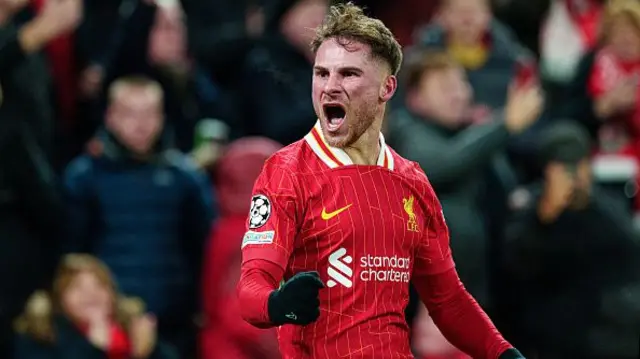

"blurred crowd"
[1,0,640,358]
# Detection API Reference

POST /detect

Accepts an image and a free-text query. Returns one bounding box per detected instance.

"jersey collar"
[304,121,394,170]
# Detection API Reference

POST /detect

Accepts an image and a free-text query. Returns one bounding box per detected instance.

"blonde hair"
[108,75,164,103]
[600,0,640,41]
[310,2,403,75]
[14,254,145,343]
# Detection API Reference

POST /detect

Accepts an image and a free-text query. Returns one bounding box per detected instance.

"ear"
[379,75,397,103]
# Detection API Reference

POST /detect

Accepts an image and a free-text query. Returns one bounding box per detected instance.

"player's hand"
[504,83,543,134]
[267,271,324,326]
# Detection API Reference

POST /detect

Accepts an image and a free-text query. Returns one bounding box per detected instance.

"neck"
[343,118,383,166]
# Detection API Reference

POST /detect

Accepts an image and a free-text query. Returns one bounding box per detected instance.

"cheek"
[311,81,322,98]
[62,292,81,315]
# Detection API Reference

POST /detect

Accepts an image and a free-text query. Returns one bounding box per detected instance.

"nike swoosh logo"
[321,204,352,220]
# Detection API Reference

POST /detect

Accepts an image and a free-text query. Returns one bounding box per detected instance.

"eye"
[314,69,329,78]
[342,70,358,78]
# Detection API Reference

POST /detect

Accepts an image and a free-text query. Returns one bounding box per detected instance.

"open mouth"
[323,104,346,131]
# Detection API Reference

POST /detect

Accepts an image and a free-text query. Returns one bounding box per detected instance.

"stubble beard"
[324,105,377,148]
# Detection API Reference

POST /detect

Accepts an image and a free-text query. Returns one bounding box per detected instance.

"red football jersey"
[241,123,455,358]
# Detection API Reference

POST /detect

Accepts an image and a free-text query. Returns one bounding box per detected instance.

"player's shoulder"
[261,139,318,174]
[387,146,430,184]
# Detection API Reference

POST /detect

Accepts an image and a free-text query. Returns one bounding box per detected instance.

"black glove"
[498,348,526,359]
[268,271,324,325]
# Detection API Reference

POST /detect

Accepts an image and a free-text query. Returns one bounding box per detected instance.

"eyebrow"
[313,66,364,74]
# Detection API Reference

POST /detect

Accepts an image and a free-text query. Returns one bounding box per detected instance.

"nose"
[323,73,342,95]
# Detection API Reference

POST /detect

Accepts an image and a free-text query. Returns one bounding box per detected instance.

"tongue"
[327,117,344,131]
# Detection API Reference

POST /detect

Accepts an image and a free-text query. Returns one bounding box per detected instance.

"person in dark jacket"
[502,121,640,358]
[13,254,178,359]
[63,76,215,359]
[387,50,542,309]
[237,0,327,145]
[0,1,80,357]
[414,0,535,111]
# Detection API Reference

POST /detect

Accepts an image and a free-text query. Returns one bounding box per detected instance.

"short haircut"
[310,2,403,75]
[108,75,163,102]
[403,49,460,90]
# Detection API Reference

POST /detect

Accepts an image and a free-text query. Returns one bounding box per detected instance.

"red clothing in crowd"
[373,0,438,47]
[200,137,283,359]
[201,216,279,359]
[237,123,512,358]
[31,0,77,125]
[565,0,602,49]
[589,48,640,209]
[78,321,130,359]
[589,48,640,137]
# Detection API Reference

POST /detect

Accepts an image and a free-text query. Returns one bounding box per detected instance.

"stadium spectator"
[387,50,542,309]
[13,254,178,359]
[539,0,603,86]
[0,0,80,357]
[557,0,640,211]
[146,1,225,152]
[502,121,640,358]
[559,0,640,140]
[62,76,215,359]
[237,0,327,145]
[201,137,282,359]
[414,0,536,110]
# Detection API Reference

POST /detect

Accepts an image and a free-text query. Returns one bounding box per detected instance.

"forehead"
[421,67,464,85]
[112,85,160,104]
[444,0,488,10]
[314,37,379,71]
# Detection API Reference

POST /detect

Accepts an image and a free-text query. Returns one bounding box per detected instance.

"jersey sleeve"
[241,161,301,270]
[413,173,455,277]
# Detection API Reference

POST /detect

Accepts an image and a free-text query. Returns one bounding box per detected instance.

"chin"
[320,124,354,148]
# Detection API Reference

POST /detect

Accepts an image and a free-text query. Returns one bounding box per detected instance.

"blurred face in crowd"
[549,159,592,210]
[312,38,396,147]
[281,0,327,59]
[148,3,187,67]
[61,271,113,324]
[407,66,472,128]
[106,82,164,155]
[570,159,592,208]
[439,0,491,44]
[605,14,640,61]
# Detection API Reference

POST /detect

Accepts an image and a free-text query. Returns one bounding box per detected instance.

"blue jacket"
[62,134,215,319]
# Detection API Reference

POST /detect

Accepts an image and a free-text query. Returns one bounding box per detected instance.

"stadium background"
[1,0,640,358]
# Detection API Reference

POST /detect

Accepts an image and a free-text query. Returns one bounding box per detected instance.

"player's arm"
[236,162,323,328]
[411,176,524,359]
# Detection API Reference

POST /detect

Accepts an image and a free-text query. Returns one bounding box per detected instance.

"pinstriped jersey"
[241,122,454,358]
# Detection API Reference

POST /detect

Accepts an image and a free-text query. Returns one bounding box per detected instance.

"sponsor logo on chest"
[327,247,411,288]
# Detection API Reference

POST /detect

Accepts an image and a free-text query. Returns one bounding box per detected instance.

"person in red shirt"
[237,3,534,358]
[588,0,640,137]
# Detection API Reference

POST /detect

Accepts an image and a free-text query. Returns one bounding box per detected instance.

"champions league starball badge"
[248,194,271,229]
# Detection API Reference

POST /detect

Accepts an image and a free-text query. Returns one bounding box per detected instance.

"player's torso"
[280,162,426,358]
